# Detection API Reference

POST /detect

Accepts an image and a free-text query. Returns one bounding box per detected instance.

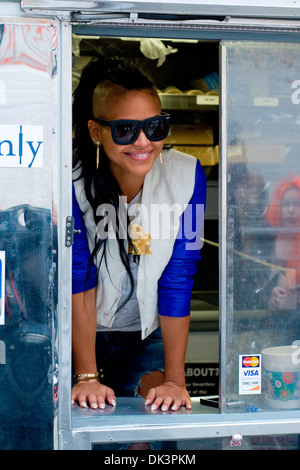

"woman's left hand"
[144,381,192,411]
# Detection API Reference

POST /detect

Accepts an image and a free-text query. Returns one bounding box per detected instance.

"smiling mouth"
[126,151,152,160]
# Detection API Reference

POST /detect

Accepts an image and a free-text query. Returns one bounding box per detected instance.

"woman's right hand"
[72,381,116,409]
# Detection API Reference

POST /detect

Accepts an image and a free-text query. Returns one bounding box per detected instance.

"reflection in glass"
[0,22,58,449]
[225,41,300,412]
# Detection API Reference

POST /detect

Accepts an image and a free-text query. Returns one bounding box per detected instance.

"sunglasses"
[94,112,171,145]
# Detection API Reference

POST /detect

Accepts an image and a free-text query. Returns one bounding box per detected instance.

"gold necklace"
[128,189,152,255]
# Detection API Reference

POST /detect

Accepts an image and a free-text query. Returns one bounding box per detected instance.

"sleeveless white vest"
[73,148,197,339]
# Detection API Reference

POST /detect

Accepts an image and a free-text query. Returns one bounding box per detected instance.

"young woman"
[71,56,206,412]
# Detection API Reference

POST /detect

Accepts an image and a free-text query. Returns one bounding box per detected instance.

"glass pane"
[225,40,300,412]
[92,434,300,450]
[92,438,223,451]
[0,21,59,449]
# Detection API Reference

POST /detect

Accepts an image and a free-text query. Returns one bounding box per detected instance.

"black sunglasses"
[94,112,171,145]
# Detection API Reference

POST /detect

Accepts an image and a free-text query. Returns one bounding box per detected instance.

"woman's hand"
[72,381,116,410]
[147,316,191,412]
[144,381,192,412]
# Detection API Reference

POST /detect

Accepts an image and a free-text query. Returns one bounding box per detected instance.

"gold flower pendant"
[128,222,152,255]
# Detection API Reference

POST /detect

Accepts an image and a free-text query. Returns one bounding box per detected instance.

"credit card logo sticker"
[242,356,260,368]
[239,354,261,395]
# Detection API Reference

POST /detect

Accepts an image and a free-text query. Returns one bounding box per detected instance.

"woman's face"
[280,186,300,227]
[89,89,164,187]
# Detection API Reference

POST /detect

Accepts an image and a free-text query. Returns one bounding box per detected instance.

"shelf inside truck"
[159,93,219,111]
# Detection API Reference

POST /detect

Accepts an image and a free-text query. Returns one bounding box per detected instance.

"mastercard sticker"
[239,354,261,395]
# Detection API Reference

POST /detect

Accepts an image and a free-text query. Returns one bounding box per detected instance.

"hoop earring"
[160,152,163,165]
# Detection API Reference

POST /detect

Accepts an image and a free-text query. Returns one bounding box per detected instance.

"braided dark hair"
[73,55,158,308]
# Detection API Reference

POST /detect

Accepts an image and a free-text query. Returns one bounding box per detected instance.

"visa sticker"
[0,252,5,325]
[239,354,261,395]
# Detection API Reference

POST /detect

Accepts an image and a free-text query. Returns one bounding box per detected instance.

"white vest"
[73,148,197,339]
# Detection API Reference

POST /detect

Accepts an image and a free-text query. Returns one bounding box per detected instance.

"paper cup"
[262,346,300,409]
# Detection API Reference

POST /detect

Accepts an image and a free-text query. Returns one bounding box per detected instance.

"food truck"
[1,0,300,450]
